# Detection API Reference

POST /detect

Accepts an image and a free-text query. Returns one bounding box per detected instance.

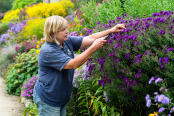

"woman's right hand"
[91,38,107,50]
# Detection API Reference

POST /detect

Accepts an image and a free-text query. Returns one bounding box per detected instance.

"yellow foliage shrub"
[26,0,74,19]
[17,18,46,42]
[1,9,21,23]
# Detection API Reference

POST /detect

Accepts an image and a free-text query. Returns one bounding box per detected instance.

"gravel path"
[0,76,25,116]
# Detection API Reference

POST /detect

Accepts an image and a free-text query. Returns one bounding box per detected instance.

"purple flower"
[120,85,125,90]
[146,100,151,107]
[136,54,142,58]
[137,58,141,63]
[155,78,163,84]
[169,26,173,30]
[170,107,174,113]
[159,107,165,113]
[168,48,173,51]
[160,64,165,68]
[145,94,150,101]
[149,77,155,84]
[164,57,169,64]
[158,94,165,102]
[154,92,158,95]
[162,97,169,105]
[164,49,167,53]
[144,52,147,55]
[159,29,165,35]
[135,41,139,45]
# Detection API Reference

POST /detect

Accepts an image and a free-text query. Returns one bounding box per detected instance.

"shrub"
[0,22,9,35]
[6,49,38,95]
[123,0,174,18]
[26,0,74,19]
[1,9,21,23]
[82,11,174,115]
[17,18,46,42]
[15,41,37,54]
[12,0,42,10]
[81,0,123,28]
[21,76,38,99]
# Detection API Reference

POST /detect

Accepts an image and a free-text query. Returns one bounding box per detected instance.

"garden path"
[0,76,25,116]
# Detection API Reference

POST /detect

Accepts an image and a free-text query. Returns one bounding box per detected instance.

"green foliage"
[123,0,174,18]
[6,49,38,96]
[81,0,123,28]
[75,77,120,115]
[0,0,14,13]
[22,102,39,116]
[12,0,42,10]
[0,22,9,35]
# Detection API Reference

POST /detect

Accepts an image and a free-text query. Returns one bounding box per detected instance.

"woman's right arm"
[63,39,107,69]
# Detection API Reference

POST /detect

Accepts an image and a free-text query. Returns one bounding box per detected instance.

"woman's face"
[56,26,69,45]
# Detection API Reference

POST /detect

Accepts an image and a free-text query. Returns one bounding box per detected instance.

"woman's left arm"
[80,24,126,48]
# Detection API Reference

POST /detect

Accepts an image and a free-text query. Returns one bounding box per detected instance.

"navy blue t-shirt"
[35,36,83,107]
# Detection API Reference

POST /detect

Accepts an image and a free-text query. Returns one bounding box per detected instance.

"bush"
[6,49,38,95]
[17,18,46,42]
[15,41,37,54]
[123,0,174,18]
[82,11,174,115]
[26,0,74,19]
[0,22,9,35]
[1,9,21,23]
[81,0,123,28]
[12,0,42,10]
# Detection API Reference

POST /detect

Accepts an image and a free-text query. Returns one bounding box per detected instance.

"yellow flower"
[148,112,158,116]
[36,50,40,54]
[36,45,39,49]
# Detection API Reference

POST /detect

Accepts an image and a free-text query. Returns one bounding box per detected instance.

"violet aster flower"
[162,97,169,105]
[160,64,165,68]
[146,100,151,107]
[155,95,159,102]
[159,107,165,113]
[154,92,158,95]
[136,54,142,58]
[170,107,174,113]
[135,41,139,45]
[144,52,147,55]
[164,57,169,64]
[145,94,150,101]
[164,49,167,53]
[149,77,155,84]
[159,29,165,35]
[168,48,173,51]
[155,78,163,84]
[137,58,141,63]
[158,94,165,102]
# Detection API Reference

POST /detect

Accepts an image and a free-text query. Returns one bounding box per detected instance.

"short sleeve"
[40,49,72,71]
[68,36,83,51]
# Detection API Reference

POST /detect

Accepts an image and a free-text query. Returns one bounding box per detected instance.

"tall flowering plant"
[21,76,38,99]
[83,11,174,115]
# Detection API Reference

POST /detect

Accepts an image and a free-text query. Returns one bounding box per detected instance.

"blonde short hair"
[44,15,68,45]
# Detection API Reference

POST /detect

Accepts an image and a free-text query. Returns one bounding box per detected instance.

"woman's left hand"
[109,24,126,33]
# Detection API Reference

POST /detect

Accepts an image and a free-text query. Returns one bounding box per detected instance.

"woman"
[33,15,125,116]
